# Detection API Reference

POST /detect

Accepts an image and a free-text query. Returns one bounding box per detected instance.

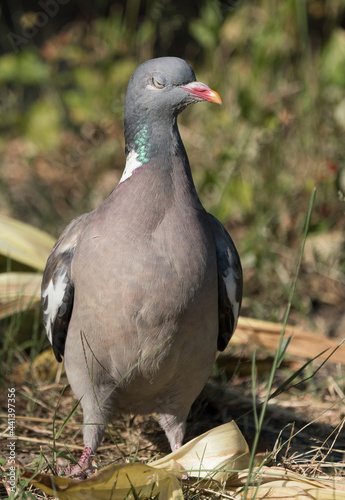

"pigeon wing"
[41,214,89,362]
[208,214,243,351]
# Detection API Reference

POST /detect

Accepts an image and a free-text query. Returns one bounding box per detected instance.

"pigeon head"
[125,57,222,120]
[124,57,222,159]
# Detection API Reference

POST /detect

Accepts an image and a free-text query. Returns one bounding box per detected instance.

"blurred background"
[0,0,345,349]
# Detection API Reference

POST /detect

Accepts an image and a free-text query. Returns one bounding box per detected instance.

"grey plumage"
[41,57,242,472]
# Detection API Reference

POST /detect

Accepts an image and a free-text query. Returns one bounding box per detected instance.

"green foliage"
[190,1,223,54]
[320,29,345,88]
[0,50,49,85]
[24,97,62,150]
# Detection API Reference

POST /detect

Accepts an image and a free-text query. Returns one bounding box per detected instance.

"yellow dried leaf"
[13,348,59,384]
[22,462,183,500]
[244,483,345,499]
[21,422,345,500]
[152,420,250,483]
[0,272,41,318]
[0,215,55,270]
[227,466,345,499]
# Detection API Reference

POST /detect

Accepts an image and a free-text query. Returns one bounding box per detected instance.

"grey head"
[124,57,222,155]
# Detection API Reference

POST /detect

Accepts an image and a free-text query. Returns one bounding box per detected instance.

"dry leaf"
[21,462,183,500]
[244,485,345,499]
[152,420,250,483]
[226,466,345,499]
[0,215,54,270]
[0,272,41,319]
[21,422,345,499]
[228,317,345,365]
[13,348,59,384]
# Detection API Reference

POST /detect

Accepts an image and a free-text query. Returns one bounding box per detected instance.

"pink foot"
[57,446,94,478]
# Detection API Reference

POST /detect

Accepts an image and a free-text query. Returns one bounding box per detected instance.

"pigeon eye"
[152,77,165,89]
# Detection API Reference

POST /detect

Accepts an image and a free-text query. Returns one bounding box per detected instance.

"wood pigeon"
[41,57,242,476]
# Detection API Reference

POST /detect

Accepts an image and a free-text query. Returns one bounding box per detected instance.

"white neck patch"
[119,150,142,184]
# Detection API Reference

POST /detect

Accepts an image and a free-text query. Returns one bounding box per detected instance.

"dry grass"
[1,320,344,498]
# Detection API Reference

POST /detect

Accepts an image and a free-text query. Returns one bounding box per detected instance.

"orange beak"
[181,81,223,105]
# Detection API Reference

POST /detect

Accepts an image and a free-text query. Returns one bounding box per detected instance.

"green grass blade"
[242,187,317,496]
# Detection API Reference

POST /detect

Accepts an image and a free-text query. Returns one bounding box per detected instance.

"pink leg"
[57,446,94,478]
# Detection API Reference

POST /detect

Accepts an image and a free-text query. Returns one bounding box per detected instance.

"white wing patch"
[119,150,142,184]
[42,267,69,344]
[224,269,240,331]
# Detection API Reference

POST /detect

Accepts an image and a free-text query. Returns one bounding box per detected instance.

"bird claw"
[55,446,94,478]
[56,464,93,478]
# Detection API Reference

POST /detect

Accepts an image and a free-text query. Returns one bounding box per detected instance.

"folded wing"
[41,214,89,362]
[208,214,243,351]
